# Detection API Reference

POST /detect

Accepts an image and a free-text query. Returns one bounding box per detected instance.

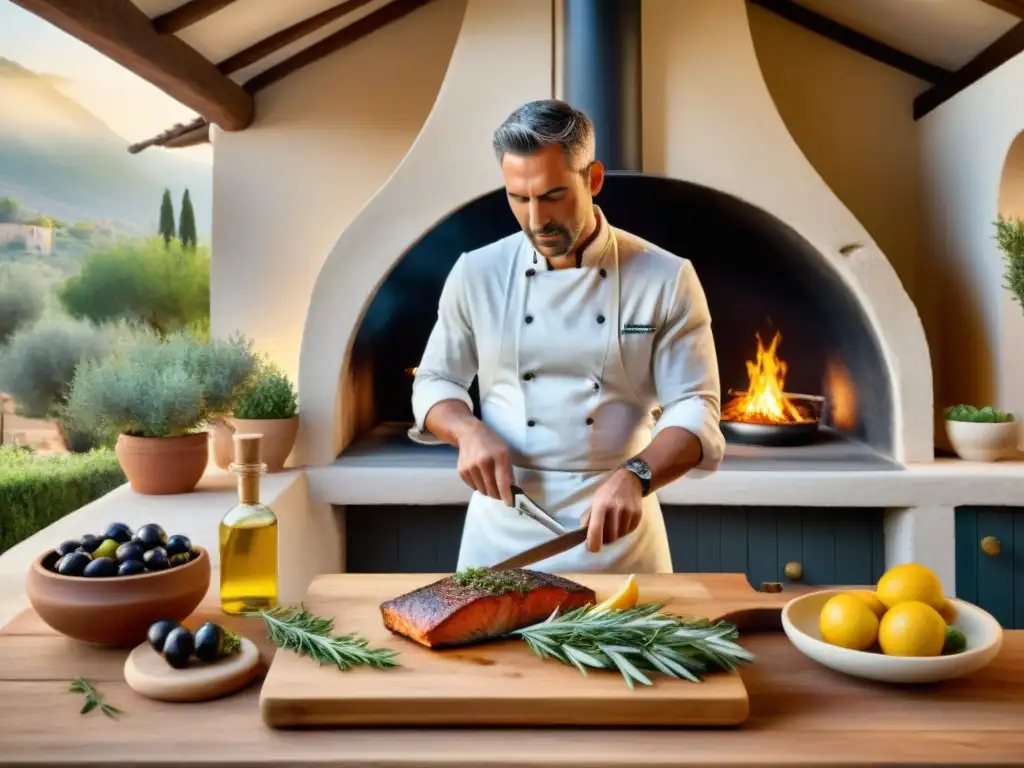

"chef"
[411,99,725,574]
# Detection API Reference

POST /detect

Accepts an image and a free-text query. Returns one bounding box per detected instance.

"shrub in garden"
[0,445,125,555]
[58,237,210,335]
[0,263,45,346]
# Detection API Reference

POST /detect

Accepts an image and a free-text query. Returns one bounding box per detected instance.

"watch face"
[627,458,651,479]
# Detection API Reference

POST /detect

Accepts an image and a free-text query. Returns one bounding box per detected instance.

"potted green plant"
[944,404,1018,462]
[64,329,257,494]
[216,362,299,473]
[995,214,1024,314]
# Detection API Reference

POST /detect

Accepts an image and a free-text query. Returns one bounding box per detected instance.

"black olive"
[162,626,195,669]
[115,541,145,563]
[118,560,146,576]
[83,557,118,578]
[193,622,242,662]
[147,619,182,654]
[56,540,81,557]
[168,552,191,568]
[133,524,167,551]
[143,547,169,571]
[57,551,91,576]
[165,534,192,557]
[103,522,133,544]
[189,548,200,561]
[79,534,102,554]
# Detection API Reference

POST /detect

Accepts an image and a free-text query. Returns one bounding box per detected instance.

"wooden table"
[2,583,1024,767]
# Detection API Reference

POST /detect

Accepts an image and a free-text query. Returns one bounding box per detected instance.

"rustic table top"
[2,584,1023,767]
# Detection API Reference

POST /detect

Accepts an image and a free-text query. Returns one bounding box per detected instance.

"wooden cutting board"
[258,572,791,728]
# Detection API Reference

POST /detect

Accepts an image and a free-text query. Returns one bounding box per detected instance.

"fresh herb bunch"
[69,677,122,718]
[995,214,1024,315]
[945,404,1014,423]
[452,566,531,595]
[509,603,756,690]
[254,604,399,671]
[233,362,298,420]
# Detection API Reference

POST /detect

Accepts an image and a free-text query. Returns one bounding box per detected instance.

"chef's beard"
[527,222,583,258]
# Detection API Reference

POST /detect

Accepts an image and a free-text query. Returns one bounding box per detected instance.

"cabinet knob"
[981,536,1001,557]
[784,561,803,581]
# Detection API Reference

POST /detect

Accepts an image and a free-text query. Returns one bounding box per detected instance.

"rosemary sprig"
[68,677,122,718]
[508,603,756,690]
[252,604,401,671]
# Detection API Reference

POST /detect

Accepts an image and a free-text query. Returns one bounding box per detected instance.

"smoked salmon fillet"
[379,568,596,648]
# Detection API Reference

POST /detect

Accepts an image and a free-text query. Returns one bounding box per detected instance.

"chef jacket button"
[525,315,534,324]
[527,420,536,427]
[597,315,605,324]
[599,268,607,278]
[593,381,600,391]
[586,417,594,426]
[523,372,535,381]
[526,268,536,277]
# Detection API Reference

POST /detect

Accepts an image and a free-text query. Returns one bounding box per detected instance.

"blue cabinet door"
[955,506,1023,629]
[662,506,886,587]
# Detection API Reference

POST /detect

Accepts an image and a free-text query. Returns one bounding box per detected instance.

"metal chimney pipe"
[562,0,643,172]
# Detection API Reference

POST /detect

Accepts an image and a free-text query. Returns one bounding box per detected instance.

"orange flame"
[721,331,812,425]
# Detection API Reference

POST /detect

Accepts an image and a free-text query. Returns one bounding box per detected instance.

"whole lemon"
[938,599,958,625]
[876,563,945,611]
[847,589,887,619]
[819,593,879,651]
[877,601,947,657]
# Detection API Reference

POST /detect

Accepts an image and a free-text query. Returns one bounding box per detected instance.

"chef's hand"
[581,469,643,552]
[455,421,515,507]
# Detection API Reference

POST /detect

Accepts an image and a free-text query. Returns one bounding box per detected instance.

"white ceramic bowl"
[782,589,1003,684]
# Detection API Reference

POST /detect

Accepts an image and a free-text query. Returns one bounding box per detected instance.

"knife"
[491,526,590,570]
[493,485,590,569]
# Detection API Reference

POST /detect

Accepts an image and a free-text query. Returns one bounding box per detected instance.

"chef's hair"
[492,99,595,174]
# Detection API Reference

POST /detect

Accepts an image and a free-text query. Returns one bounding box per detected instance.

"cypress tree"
[179,189,197,249]
[158,189,176,246]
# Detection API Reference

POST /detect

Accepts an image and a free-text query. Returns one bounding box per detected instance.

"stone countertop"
[0,469,342,629]
[0,597,1022,767]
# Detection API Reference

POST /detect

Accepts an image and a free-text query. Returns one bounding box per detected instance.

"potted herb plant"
[64,329,257,494]
[944,404,1019,462]
[216,362,299,473]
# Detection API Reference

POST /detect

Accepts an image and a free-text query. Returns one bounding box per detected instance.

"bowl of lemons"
[781,563,1003,684]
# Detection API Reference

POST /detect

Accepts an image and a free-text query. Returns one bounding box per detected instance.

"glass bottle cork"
[219,433,279,615]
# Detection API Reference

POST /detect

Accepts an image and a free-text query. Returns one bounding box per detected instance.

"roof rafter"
[914,21,1024,119]
[748,0,952,84]
[153,0,241,35]
[9,0,253,130]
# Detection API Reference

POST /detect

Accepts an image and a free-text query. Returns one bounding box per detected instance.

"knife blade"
[491,526,589,570]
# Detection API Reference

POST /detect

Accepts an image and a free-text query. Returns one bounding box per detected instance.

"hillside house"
[0,222,52,255]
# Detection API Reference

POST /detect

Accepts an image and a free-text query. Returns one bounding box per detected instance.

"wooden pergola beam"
[244,0,436,93]
[217,0,377,75]
[153,0,240,35]
[9,0,253,130]
[914,21,1024,119]
[749,0,952,84]
[978,0,1024,20]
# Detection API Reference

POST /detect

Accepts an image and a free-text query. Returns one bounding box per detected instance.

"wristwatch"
[620,457,652,497]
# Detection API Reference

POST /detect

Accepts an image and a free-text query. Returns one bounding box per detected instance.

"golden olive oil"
[219,433,279,615]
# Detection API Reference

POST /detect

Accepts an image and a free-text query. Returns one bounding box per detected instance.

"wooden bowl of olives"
[26,522,211,646]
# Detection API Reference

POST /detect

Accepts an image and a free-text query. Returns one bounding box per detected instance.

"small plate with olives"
[26,524,210,647]
[124,620,261,702]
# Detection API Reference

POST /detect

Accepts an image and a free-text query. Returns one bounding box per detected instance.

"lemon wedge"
[591,574,639,614]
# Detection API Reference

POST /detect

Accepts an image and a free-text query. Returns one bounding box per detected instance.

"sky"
[0,1,212,164]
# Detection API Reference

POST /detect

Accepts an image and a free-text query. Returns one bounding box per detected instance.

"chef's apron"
[456,229,674,574]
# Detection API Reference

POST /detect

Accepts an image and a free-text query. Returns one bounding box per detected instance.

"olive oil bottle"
[219,433,279,615]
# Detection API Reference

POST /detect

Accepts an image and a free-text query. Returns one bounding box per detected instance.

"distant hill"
[0,57,211,239]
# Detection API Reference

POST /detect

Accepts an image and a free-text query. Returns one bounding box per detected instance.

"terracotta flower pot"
[210,418,236,470]
[229,416,299,472]
[115,432,209,494]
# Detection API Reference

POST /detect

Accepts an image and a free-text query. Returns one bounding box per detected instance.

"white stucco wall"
[208,0,467,384]
[919,53,1024,447]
